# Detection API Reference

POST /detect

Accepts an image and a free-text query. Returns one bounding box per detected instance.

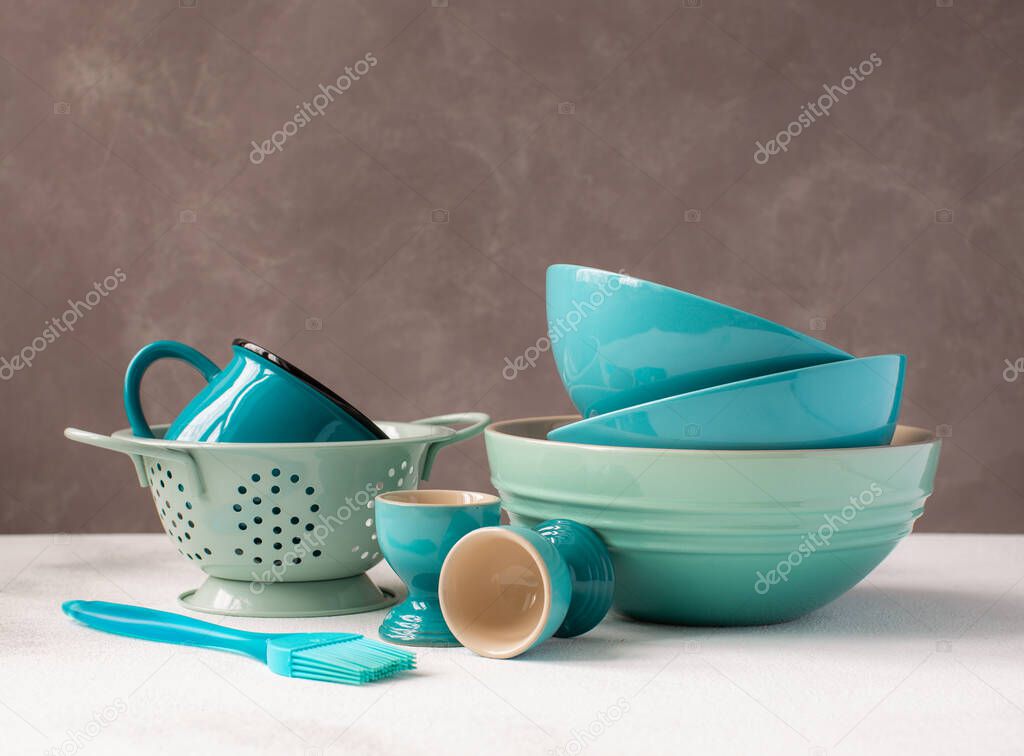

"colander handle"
[411,413,490,480]
[64,428,205,494]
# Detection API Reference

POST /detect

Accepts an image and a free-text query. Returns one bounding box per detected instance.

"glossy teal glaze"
[548,355,905,450]
[375,491,501,646]
[486,417,942,626]
[507,527,573,650]
[125,339,385,443]
[534,519,614,638]
[438,519,612,658]
[547,264,852,418]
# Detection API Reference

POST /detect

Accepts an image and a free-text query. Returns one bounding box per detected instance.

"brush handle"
[62,601,270,661]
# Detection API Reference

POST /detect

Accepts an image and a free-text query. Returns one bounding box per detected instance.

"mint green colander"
[65,414,488,617]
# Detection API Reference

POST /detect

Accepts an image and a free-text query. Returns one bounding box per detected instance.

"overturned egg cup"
[439,519,615,659]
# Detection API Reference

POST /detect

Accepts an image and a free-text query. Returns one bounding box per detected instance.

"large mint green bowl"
[485,417,941,626]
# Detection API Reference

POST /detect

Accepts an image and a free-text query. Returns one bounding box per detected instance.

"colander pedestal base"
[178,574,402,618]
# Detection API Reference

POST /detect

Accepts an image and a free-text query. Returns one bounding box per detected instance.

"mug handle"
[410,412,490,480]
[124,341,221,439]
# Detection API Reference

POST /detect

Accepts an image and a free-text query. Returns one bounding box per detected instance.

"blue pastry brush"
[62,600,415,685]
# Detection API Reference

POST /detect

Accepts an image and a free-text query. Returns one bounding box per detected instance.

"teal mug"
[124,338,387,443]
[439,519,614,658]
[375,490,502,646]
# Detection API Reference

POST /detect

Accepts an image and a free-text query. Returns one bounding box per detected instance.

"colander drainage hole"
[273,560,282,567]
[310,504,320,513]
[232,504,242,512]
[312,550,321,557]
[289,517,299,525]
[273,543,282,550]
[271,468,280,477]
[254,557,262,564]
[235,548,243,555]
[272,506,281,515]
[251,473,260,482]
[252,497,261,505]
[166,470,173,479]
[253,516,263,524]
[238,523,247,530]
[177,484,184,492]
[238,486,247,494]
[273,526,282,534]
[304,523,314,531]
[289,474,299,483]
[271,485,280,494]
[291,537,300,544]
[304,486,315,496]
[253,537,263,545]
[185,502,192,509]
[203,548,211,555]
[293,558,301,565]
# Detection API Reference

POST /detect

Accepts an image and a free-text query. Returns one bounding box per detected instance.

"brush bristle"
[290,637,416,685]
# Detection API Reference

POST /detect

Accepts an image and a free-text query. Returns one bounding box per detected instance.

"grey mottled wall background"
[1,0,1022,533]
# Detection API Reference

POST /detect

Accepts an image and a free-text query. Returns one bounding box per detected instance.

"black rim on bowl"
[233,338,388,440]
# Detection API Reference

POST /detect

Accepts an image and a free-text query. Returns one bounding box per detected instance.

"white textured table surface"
[2,534,1023,755]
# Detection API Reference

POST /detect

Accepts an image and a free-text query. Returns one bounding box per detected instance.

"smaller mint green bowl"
[487,417,941,626]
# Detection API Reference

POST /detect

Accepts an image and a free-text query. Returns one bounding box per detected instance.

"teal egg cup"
[438,519,614,658]
[375,490,502,646]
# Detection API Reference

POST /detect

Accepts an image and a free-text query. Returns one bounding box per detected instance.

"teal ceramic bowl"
[486,417,941,626]
[547,264,852,418]
[547,355,905,450]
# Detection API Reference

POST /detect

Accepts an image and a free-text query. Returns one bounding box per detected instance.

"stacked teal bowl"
[484,265,939,626]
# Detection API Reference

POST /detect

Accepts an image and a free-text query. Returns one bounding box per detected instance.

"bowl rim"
[487,416,938,455]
